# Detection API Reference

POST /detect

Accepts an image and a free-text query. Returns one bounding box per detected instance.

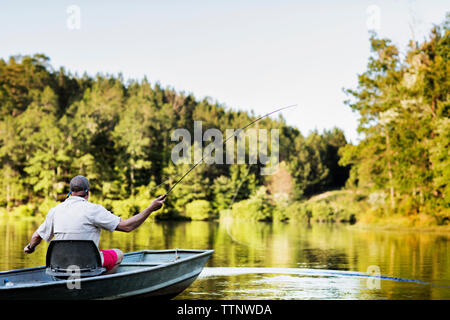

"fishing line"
[160,104,297,198]
[222,167,266,248]
[199,267,446,287]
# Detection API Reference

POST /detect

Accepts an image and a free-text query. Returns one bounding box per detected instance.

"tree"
[341,15,449,220]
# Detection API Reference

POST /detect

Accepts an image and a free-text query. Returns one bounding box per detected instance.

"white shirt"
[36,196,121,247]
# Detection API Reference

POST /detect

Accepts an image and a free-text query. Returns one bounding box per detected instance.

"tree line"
[1,15,447,225]
[0,53,348,220]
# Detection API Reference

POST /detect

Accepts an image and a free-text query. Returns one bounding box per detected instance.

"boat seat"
[45,240,106,278]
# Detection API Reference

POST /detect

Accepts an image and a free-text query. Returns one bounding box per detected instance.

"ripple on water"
[177,267,440,300]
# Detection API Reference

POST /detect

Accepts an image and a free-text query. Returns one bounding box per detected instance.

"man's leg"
[101,249,124,275]
[107,249,124,274]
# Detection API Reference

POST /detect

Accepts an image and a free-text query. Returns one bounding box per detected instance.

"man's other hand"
[24,244,35,254]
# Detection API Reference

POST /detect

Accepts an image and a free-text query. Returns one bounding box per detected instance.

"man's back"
[37,196,121,247]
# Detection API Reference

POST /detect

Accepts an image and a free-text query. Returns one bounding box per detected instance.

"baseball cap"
[69,175,90,193]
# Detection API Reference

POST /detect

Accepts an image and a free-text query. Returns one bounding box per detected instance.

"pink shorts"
[100,249,118,272]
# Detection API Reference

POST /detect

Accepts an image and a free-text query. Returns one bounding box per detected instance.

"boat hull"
[0,249,213,300]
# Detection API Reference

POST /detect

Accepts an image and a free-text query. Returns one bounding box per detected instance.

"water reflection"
[0,215,449,299]
[185,270,374,300]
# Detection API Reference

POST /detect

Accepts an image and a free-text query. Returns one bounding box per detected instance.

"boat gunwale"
[0,249,214,290]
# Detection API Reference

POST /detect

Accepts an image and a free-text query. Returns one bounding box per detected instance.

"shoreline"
[348,222,450,233]
[2,207,449,233]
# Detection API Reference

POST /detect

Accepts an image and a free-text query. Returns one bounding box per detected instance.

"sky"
[0,0,448,143]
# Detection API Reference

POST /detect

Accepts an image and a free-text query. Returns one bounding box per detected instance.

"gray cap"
[70,175,90,192]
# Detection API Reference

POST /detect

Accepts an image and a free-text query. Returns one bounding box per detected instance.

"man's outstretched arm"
[116,195,165,233]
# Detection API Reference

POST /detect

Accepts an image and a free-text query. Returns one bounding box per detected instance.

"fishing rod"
[159,104,297,199]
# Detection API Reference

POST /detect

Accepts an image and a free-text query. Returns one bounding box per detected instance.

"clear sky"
[1,0,448,143]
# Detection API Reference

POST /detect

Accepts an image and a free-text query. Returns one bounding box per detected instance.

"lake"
[1,215,449,299]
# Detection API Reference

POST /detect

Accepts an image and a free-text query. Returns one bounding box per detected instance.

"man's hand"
[24,243,35,254]
[24,232,42,254]
[116,195,167,233]
[149,195,166,212]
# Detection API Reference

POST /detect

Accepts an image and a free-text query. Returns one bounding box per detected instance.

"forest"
[0,16,448,226]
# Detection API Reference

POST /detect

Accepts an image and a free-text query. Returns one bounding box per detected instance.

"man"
[24,175,165,275]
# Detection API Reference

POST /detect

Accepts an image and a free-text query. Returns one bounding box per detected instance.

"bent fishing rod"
[159,104,297,199]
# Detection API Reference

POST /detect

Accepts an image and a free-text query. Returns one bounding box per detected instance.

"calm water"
[1,215,449,299]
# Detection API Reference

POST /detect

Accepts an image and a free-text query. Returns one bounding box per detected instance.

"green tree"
[341,15,449,221]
